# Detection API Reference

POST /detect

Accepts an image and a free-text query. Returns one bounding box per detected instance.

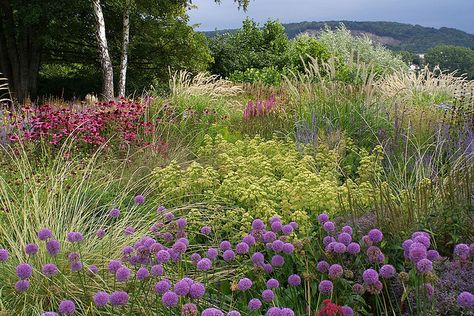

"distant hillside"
[204,21,474,53]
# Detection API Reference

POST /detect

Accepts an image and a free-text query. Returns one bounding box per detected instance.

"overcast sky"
[188,0,474,34]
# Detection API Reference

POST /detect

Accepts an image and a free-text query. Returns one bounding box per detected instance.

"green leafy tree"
[425,45,474,79]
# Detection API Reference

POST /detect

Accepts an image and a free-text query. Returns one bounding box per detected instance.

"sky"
[188,0,474,34]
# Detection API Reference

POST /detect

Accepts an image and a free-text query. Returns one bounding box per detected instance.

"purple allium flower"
[263,263,273,273]
[262,289,275,302]
[221,249,235,262]
[341,225,353,235]
[16,263,33,279]
[38,228,53,241]
[41,313,58,316]
[409,242,427,263]
[326,241,336,252]
[424,283,434,298]
[156,250,171,263]
[182,303,198,316]
[282,243,295,254]
[201,226,211,235]
[271,255,284,267]
[263,231,277,243]
[93,291,109,308]
[347,242,361,255]
[150,264,164,276]
[290,221,298,230]
[110,291,129,306]
[162,291,179,307]
[402,239,413,251]
[318,280,333,294]
[252,252,265,265]
[202,308,224,316]
[248,298,262,311]
[379,265,396,279]
[318,213,329,224]
[87,265,99,275]
[271,221,282,233]
[25,243,38,255]
[368,229,383,243]
[454,244,470,260]
[219,241,231,251]
[227,311,241,316]
[134,195,145,204]
[328,264,343,279]
[124,226,135,235]
[189,282,205,299]
[281,224,294,235]
[333,242,347,254]
[67,232,83,243]
[317,260,330,273]
[362,235,373,246]
[367,246,383,262]
[190,253,201,264]
[207,248,218,260]
[252,219,265,230]
[470,243,474,258]
[157,205,166,213]
[352,283,365,295]
[236,242,249,254]
[164,212,174,222]
[266,278,279,289]
[176,218,187,229]
[338,233,352,245]
[162,232,174,242]
[416,259,433,273]
[413,235,431,248]
[238,278,253,291]
[426,249,440,261]
[197,258,212,271]
[46,239,60,256]
[109,208,120,218]
[96,228,106,238]
[323,221,335,232]
[341,306,354,316]
[154,279,171,295]
[243,235,256,246]
[172,241,187,254]
[458,291,474,309]
[136,267,149,281]
[0,249,9,262]
[288,274,301,286]
[362,269,379,285]
[42,263,59,277]
[107,260,122,273]
[58,300,76,315]
[174,279,190,296]
[272,240,284,252]
[70,261,83,272]
[15,279,30,293]
[122,246,134,256]
[67,252,80,262]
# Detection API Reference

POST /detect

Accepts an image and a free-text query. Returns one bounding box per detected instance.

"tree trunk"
[92,0,114,101]
[118,4,130,97]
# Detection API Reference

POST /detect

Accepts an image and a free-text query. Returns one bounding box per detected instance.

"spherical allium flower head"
[413,235,431,248]
[41,313,58,316]
[157,205,166,213]
[164,212,174,222]
[341,225,353,235]
[42,263,59,277]
[219,241,231,251]
[238,278,253,291]
[379,265,396,279]
[162,291,179,307]
[337,233,352,245]
[136,267,149,281]
[318,280,333,294]
[0,248,9,262]
[189,282,205,299]
[172,241,187,254]
[227,311,241,316]
[107,260,122,273]
[408,242,427,263]
[318,213,329,224]
[154,279,171,295]
[328,264,343,279]
[96,228,106,239]
[288,274,301,286]
[271,255,285,267]
[243,235,256,246]
[134,195,145,204]
[262,289,275,302]
[368,229,383,243]
[367,246,383,262]
[202,308,224,316]
[207,248,218,260]
[124,226,135,236]
[252,219,265,230]
[25,243,38,255]
[411,231,430,240]
[68,252,81,263]
[458,291,474,309]
[181,303,198,316]
[317,260,330,273]
[197,258,212,271]
[340,306,354,316]
[150,264,164,277]
[251,252,265,265]
[347,242,361,255]
[222,250,235,262]
[201,226,211,235]
[236,242,249,254]
[162,232,174,242]
[362,268,379,285]
[427,250,440,261]
[272,240,284,252]
[454,244,470,260]
[325,241,336,253]
[270,221,282,233]
[362,235,373,246]
[352,283,365,295]
[416,259,433,273]
[15,279,30,293]
[263,263,273,273]
[402,239,413,251]
[333,242,347,254]
[266,278,279,289]
[263,231,277,243]
[16,263,33,279]
[87,265,99,275]
[174,279,190,296]
[323,221,335,233]
[38,228,53,241]
[58,300,76,315]
[109,208,120,218]
[66,231,83,243]
[281,224,294,235]
[70,261,83,272]
[282,243,295,254]
[93,291,109,308]
[110,291,129,306]
[156,250,171,264]
[46,239,60,256]
[248,298,262,311]
[176,218,187,229]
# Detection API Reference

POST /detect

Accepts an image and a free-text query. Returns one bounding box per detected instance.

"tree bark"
[118,4,130,97]
[92,0,114,101]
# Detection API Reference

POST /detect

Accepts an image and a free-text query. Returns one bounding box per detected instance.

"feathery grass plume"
[0,73,11,103]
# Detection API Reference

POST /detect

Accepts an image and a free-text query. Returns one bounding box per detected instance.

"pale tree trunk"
[118,4,130,97]
[92,0,114,101]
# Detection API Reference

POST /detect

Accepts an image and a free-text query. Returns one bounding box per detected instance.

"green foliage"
[425,45,474,79]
